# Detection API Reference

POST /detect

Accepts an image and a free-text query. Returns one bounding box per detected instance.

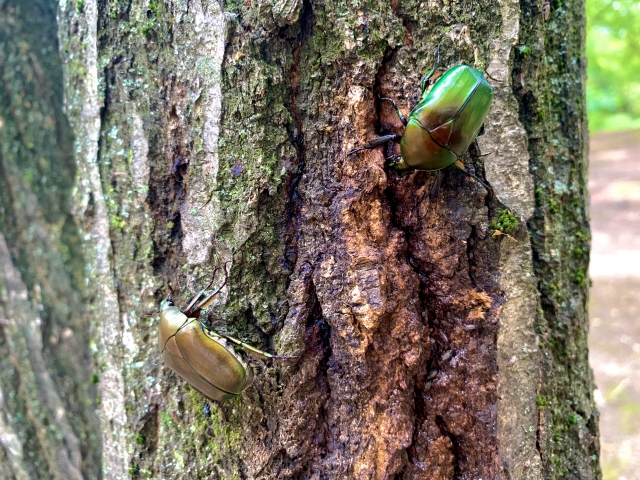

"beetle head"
[160,286,175,312]
[159,298,174,312]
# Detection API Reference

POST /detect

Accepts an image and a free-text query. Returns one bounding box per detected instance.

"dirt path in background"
[588,130,640,480]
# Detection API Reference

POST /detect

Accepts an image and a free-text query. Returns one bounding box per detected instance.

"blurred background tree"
[587,3,640,480]
[587,0,640,131]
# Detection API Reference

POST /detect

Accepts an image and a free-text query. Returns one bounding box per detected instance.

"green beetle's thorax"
[159,305,190,333]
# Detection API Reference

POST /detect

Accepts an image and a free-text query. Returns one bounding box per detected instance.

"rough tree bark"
[1,0,598,478]
[0,2,101,479]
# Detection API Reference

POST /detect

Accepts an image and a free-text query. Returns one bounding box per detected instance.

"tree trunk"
[0,2,101,479]
[1,0,598,478]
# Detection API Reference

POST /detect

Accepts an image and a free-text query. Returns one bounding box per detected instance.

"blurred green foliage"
[587,0,640,132]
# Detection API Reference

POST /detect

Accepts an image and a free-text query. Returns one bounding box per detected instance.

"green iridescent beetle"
[349,47,494,177]
[158,265,293,401]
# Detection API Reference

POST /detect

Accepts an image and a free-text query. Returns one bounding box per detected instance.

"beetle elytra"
[158,264,295,401]
[349,46,494,179]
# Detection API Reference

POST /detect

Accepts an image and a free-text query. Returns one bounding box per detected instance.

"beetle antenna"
[458,167,493,194]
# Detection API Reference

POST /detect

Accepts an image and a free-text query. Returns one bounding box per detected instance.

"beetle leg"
[429,171,443,201]
[194,261,232,312]
[203,401,228,424]
[385,140,396,160]
[468,139,481,158]
[452,159,466,171]
[419,171,443,220]
[477,123,486,137]
[388,156,414,176]
[483,69,504,84]
[469,139,494,159]
[452,159,493,193]
[378,95,407,126]
[348,134,400,155]
[420,72,433,95]
[420,45,442,95]
[183,267,221,315]
[213,332,299,360]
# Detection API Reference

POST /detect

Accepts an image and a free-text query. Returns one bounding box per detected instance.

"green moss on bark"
[491,209,519,235]
[513,0,600,477]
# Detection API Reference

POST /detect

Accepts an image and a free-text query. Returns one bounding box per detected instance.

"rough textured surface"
[0,0,599,478]
[513,0,601,477]
[59,0,128,477]
[0,237,83,480]
[0,1,101,479]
